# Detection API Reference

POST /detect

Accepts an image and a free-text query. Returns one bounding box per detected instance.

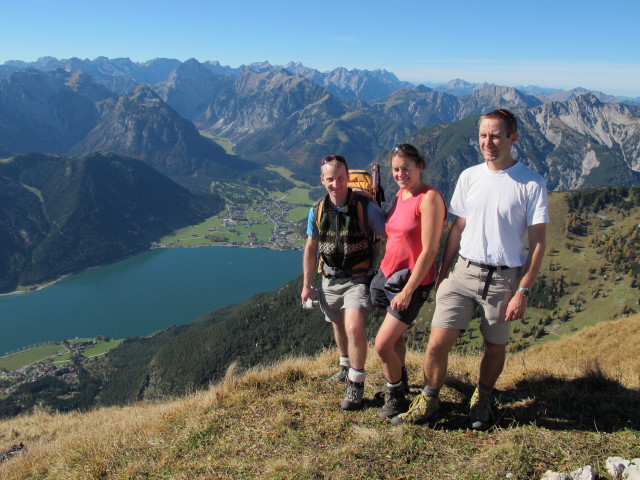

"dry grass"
[1,317,639,479]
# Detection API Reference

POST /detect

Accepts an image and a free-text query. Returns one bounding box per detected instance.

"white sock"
[348,368,366,384]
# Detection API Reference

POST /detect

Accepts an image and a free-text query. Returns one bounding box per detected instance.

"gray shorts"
[318,275,372,323]
[369,269,433,325]
[432,256,522,345]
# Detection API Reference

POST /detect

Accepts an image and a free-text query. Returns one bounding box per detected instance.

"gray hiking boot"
[327,365,349,383]
[390,393,439,425]
[469,386,493,430]
[340,380,364,410]
[378,384,407,420]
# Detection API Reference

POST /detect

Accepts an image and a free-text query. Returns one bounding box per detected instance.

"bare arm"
[301,235,319,305]
[436,216,466,289]
[391,191,446,311]
[504,223,547,322]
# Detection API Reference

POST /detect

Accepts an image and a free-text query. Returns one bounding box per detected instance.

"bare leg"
[478,340,506,389]
[332,319,348,358]
[375,313,409,383]
[343,308,367,370]
[395,334,406,370]
[423,326,460,389]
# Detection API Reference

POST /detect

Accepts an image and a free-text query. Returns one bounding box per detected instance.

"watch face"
[519,287,530,296]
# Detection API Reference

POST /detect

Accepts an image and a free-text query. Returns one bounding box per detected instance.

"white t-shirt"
[449,162,550,267]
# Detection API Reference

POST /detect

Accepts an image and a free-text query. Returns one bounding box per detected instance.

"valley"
[156,166,316,250]
[0,337,122,399]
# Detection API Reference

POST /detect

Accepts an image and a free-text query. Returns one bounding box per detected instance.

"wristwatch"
[517,287,530,297]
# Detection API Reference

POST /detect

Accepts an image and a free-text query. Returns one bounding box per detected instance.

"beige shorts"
[319,275,372,323]
[432,256,522,345]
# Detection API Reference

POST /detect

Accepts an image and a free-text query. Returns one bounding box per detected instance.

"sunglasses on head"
[320,155,348,166]
[392,144,420,155]
[494,109,515,119]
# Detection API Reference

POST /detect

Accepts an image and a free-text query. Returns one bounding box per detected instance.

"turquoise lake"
[0,247,302,355]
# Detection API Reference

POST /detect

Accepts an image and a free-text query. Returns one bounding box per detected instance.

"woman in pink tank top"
[369,144,446,420]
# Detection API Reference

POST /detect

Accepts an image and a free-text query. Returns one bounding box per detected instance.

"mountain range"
[1,56,640,289]
[1,57,638,193]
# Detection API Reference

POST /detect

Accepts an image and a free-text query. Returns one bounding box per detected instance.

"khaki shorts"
[432,256,522,345]
[319,275,372,323]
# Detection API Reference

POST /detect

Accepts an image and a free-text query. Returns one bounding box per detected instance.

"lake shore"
[1,240,301,297]
[0,246,302,355]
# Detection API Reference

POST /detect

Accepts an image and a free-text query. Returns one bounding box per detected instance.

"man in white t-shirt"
[392,109,550,429]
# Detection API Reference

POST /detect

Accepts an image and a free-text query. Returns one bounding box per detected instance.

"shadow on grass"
[494,367,640,432]
[387,363,640,432]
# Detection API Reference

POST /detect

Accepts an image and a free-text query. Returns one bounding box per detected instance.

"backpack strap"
[353,192,381,276]
[353,192,370,241]
[312,196,324,235]
[312,195,326,275]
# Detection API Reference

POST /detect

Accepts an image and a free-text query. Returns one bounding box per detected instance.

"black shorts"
[369,269,433,325]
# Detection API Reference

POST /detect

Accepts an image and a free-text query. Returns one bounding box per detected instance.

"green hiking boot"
[378,384,407,420]
[469,386,493,430]
[390,393,439,425]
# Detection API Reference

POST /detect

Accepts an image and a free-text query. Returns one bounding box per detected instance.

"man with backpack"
[301,154,386,410]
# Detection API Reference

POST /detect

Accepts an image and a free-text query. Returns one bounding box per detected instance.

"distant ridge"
[2,56,637,104]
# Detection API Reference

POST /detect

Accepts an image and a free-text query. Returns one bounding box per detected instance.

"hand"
[301,285,317,306]
[504,292,528,322]
[390,290,411,312]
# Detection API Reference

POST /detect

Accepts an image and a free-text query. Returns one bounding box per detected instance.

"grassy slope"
[539,190,640,332]
[0,315,638,480]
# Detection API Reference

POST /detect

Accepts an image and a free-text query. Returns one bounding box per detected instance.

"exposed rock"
[608,457,632,478]
[541,470,571,480]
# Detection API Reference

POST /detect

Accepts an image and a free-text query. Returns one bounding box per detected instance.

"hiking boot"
[340,380,364,410]
[469,386,493,430]
[378,384,407,419]
[390,393,439,425]
[327,365,349,383]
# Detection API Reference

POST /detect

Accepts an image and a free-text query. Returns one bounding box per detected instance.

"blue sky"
[2,0,639,97]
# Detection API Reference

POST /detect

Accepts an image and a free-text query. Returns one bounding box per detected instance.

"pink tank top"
[380,185,443,286]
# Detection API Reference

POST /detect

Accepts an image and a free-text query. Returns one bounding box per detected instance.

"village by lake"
[0,247,302,356]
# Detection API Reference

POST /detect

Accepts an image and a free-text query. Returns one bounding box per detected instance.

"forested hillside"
[0,152,223,293]
[97,275,331,405]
